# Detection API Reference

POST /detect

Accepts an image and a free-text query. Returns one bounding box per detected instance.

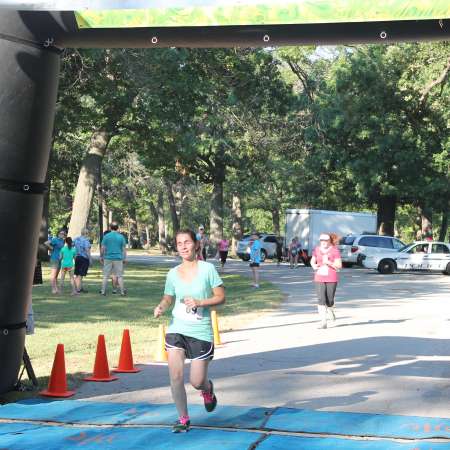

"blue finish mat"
[265,407,450,439]
[1,400,450,449]
[0,423,261,450]
[0,400,271,429]
[259,435,450,449]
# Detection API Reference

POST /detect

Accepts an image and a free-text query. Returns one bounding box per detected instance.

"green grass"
[13,262,282,397]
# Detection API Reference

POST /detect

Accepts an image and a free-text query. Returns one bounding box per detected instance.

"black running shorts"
[165,333,214,360]
[74,256,90,276]
[249,262,260,268]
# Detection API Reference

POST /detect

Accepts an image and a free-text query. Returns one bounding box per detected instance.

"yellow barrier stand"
[154,324,168,363]
[211,310,223,346]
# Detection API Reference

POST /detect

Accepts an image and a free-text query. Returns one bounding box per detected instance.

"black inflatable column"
[0,13,60,393]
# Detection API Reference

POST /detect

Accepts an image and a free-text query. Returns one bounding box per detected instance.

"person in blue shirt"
[44,229,66,294]
[249,233,262,288]
[100,222,127,296]
[154,229,225,433]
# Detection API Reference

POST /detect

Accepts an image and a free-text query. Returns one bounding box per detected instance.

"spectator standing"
[59,237,77,295]
[196,226,209,261]
[289,237,300,269]
[100,222,127,296]
[249,233,262,288]
[44,230,66,294]
[310,233,342,329]
[74,228,92,293]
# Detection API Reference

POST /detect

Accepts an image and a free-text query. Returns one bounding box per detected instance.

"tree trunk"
[125,187,140,249]
[68,130,111,238]
[439,205,449,242]
[145,225,150,249]
[231,193,243,256]
[97,171,104,243]
[272,207,280,236]
[157,190,167,254]
[377,195,396,236]
[174,184,183,227]
[164,179,180,236]
[209,178,224,248]
[102,196,109,232]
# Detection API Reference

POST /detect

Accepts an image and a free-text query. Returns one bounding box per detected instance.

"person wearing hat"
[310,233,342,329]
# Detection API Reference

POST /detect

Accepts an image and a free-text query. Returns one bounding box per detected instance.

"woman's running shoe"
[201,380,217,412]
[172,416,190,433]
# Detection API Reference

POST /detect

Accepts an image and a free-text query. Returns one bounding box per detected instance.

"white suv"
[338,234,405,267]
[236,234,280,262]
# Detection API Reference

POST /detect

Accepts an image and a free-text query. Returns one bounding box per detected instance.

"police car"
[362,241,450,275]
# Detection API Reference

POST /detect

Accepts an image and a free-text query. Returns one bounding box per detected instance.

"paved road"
[78,256,450,418]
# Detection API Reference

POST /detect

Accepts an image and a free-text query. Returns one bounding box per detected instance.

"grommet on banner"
[151,36,158,44]
[3,329,8,336]
[263,34,270,43]
[379,31,387,39]
[23,184,30,192]
[43,37,54,47]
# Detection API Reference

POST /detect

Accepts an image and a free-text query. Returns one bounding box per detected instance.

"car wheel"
[443,263,450,275]
[260,249,267,262]
[377,259,396,274]
[342,262,353,268]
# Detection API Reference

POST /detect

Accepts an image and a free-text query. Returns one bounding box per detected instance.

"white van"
[284,209,377,262]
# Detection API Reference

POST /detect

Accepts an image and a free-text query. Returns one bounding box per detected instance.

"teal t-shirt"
[164,261,223,342]
[101,231,126,260]
[50,237,64,261]
[60,246,77,269]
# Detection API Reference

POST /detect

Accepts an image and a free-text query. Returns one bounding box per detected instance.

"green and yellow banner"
[75,0,450,29]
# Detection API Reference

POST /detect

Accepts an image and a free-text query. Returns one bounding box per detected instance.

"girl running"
[154,229,225,433]
[59,237,78,295]
[218,236,229,271]
[310,233,342,329]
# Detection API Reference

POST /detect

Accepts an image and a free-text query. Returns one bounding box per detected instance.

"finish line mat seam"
[0,417,449,444]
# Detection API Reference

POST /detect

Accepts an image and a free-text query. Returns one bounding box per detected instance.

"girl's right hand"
[154,305,164,318]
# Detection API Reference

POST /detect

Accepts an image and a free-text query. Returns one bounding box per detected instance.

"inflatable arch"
[0,2,449,393]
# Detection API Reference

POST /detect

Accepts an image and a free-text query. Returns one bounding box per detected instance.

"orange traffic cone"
[113,329,140,373]
[84,335,118,382]
[40,344,75,397]
[211,310,223,346]
[154,324,168,363]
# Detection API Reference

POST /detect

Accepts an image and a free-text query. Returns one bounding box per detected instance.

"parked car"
[236,234,281,262]
[362,241,450,275]
[338,234,406,267]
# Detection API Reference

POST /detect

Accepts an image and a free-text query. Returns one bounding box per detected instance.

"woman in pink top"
[310,233,342,329]
[218,237,229,270]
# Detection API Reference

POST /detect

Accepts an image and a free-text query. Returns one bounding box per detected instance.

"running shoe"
[112,289,117,294]
[172,417,190,433]
[201,380,217,412]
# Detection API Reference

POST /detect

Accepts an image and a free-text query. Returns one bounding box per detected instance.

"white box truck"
[284,209,377,259]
